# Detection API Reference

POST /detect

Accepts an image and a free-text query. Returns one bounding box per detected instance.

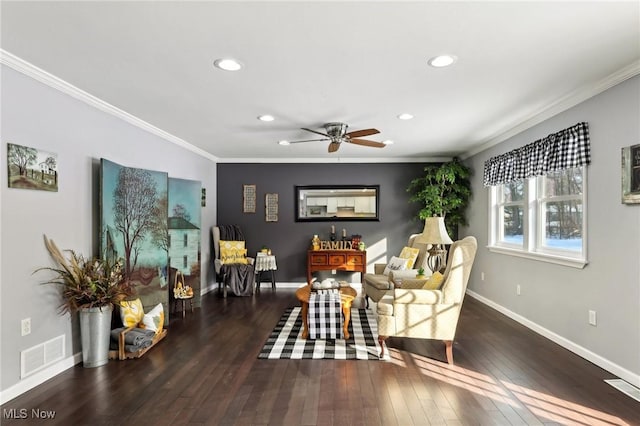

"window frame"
[489,166,588,269]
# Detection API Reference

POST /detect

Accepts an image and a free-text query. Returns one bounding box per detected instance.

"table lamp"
[415,216,453,273]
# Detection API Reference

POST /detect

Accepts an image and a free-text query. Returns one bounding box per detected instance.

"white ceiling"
[2,1,639,162]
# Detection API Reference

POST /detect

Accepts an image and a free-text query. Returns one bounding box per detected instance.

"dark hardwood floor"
[2,287,639,425]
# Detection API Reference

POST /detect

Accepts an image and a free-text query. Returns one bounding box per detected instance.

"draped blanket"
[218,224,245,241]
[217,224,254,296]
[220,263,254,296]
[308,289,343,339]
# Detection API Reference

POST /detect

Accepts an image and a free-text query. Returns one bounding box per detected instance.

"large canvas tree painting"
[100,159,169,321]
[168,178,202,306]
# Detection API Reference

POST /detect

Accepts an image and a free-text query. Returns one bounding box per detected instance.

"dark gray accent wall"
[217,163,430,282]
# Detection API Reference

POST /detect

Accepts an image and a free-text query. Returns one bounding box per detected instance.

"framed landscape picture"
[7,143,58,191]
[621,143,640,204]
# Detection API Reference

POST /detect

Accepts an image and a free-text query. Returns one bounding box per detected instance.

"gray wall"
[216,163,428,282]
[0,65,218,400]
[462,75,640,386]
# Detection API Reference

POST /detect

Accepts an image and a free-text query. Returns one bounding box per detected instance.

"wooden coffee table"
[295,285,357,339]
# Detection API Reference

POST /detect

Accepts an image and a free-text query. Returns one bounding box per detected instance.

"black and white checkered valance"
[483,122,590,186]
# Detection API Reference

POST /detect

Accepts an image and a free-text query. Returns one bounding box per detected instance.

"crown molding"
[462,60,640,160]
[217,156,452,164]
[0,49,219,163]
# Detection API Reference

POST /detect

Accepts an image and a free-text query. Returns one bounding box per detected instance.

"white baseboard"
[205,282,363,291]
[466,290,640,388]
[0,352,82,405]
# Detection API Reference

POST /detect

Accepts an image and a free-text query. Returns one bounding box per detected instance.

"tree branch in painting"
[113,168,159,276]
[8,144,38,176]
[151,193,169,254]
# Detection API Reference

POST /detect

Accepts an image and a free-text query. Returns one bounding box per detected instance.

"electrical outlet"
[331,270,336,274]
[21,318,31,336]
[516,284,521,296]
[481,272,485,281]
[589,310,597,326]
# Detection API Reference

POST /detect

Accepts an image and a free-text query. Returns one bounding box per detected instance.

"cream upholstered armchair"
[362,233,429,307]
[376,236,477,364]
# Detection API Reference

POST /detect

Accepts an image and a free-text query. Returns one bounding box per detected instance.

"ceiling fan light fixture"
[278,140,290,146]
[398,113,414,120]
[383,140,394,145]
[428,54,457,68]
[213,58,243,71]
[258,115,275,122]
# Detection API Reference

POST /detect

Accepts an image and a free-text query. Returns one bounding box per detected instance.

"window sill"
[487,246,587,269]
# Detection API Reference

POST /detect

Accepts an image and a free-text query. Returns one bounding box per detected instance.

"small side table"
[173,296,194,318]
[254,253,277,291]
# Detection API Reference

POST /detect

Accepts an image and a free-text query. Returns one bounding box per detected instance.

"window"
[183,233,188,247]
[183,255,188,269]
[495,180,525,248]
[489,166,587,268]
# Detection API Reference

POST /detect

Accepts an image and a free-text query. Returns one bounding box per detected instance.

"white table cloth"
[254,254,277,272]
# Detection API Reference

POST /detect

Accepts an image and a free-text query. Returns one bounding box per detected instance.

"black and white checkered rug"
[258,307,388,360]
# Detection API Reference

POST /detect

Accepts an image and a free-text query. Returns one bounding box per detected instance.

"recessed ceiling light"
[427,55,457,68]
[397,113,414,120]
[383,140,394,145]
[258,115,275,122]
[278,140,290,146]
[213,58,243,71]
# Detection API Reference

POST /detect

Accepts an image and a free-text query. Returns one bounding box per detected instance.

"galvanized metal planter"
[79,305,113,368]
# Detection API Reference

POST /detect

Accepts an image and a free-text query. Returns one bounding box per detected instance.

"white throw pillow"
[383,256,408,276]
[141,303,164,334]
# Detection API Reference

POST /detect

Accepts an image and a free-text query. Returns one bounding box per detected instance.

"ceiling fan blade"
[328,142,341,153]
[349,138,386,148]
[301,127,330,137]
[346,128,380,138]
[288,138,330,144]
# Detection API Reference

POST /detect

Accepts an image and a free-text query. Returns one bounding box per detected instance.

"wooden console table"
[307,250,367,284]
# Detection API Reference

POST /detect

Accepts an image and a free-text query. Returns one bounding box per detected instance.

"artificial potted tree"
[407,157,472,239]
[36,235,134,367]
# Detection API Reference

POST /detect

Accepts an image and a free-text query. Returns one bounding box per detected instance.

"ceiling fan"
[288,122,386,153]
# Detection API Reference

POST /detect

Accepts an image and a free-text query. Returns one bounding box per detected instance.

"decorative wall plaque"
[265,193,278,222]
[243,184,256,213]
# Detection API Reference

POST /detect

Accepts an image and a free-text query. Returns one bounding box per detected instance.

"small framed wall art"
[243,184,256,213]
[265,193,278,222]
[621,143,640,204]
[7,142,59,192]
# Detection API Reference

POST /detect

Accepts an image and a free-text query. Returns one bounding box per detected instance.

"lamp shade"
[415,216,453,245]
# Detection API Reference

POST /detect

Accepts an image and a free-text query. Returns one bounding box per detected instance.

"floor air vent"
[21,335,65,378]
[604,379,640,403]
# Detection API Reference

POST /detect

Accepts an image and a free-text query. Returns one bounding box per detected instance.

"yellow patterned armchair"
[376,236,477,364]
